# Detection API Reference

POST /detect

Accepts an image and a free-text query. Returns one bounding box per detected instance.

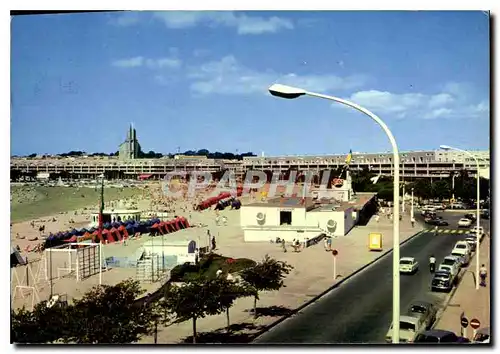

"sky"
[10,10,490,157]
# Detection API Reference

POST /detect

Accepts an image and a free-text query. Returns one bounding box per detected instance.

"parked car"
[452,241,472,256]
[450,251,470,267]
[431,271,455,292]
[480,210,490,219]
[438,264,459,278]
[470,226,485,240]
[458,218,472,228]
[386,315,426,343]
[440,256,461,275]
[472,327,490,344]
[406,301,437,330]
[399,257,419,274]
[465,236,478,252]
[414,329,470,343]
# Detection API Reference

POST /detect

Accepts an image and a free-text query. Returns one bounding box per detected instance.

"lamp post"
[440,145,481,290]
[269,84,401,343]
[411,187,414,219]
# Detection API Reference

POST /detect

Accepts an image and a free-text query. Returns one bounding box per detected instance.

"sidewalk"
[139,211,424,343]
[434,235,490,339]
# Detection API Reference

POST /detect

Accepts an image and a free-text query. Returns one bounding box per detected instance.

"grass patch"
[10,186,144,223]
[170,253,256,282]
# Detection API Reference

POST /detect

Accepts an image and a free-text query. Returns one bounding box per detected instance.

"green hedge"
[170,253,256,282]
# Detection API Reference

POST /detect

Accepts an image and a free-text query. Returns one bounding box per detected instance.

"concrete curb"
[252,228,428,342]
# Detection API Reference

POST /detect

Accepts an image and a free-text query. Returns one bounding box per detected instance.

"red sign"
[332,249,338,256]
[470,318,481,329]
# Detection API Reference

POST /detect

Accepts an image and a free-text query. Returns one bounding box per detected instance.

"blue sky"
[11,11,490,156]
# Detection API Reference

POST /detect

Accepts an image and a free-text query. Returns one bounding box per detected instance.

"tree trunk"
[253,296,258,319]
[226,308,230,332]
[192,317,197,344]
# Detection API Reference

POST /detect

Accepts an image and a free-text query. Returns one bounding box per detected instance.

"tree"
[212,277,253,332]
[239,255,293,319]
[65,280,158,344]
[11,301,72,343]
[161,276,228,343]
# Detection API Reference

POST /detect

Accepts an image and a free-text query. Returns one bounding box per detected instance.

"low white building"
[142,227,210,265]
[240,176,376,243]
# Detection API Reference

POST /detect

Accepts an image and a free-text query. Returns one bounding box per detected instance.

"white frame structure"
[11,260,42,311]
[42,242,104,284]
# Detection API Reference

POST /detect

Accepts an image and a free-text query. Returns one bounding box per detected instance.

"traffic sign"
[470,318,481,329]
[450,198,456,203]
[332,249,338,256]
[460,317,469,328]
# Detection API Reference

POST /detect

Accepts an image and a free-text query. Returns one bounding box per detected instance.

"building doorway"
[280,211,292,225]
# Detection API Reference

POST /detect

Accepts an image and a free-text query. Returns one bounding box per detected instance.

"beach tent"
[63,235,78,243]
[118,225,129,238]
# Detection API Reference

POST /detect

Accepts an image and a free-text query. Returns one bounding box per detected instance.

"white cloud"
[108,12,142,27]
[112,56,182,69]
[344,85,489,120]
[112,56,144,68]
[185,55,366,95]
[152,11,294,34]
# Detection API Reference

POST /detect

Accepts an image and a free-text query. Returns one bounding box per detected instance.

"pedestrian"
[281,238,287,253]
[375,214,380,223]
[411,216,415,228]
[211,235,216,250]
[323,237,329,251]
[216,268,223,277]
[480,264,487,287]
[429,255,436,273]
[327,237,332,251]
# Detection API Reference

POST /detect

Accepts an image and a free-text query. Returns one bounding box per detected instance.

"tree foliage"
[11,280,158,344]
[161,276,230,343]
[239,255,293,319]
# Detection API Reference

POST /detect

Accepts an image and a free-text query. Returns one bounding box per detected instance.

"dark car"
[427,219,448,226]
[481,210,490,219]
[431,271,454,292]
[414,329,470,343]
[464,213,476,221]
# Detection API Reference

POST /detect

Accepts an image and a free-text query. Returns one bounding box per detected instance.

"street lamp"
[440,145,481,290]
[269,83,402,343]
[411,187,414,219]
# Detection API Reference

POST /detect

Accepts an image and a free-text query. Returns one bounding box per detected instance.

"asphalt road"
[253,229,470,344]
[418,210,490,232]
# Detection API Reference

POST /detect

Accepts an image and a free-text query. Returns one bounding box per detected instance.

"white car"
[386,315,426,343]
[453,241,472,256]
[458,218,472,228]
[399,257,419,274]
[439,256,460,276]
[470,226,485,240]
[450,251,470,267]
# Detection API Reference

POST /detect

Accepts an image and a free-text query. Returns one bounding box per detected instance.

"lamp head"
[268,84,307,99]
[439,145,453,151]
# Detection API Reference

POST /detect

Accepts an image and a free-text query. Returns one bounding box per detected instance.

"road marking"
[450,229,457,234]
[443,229,450,233]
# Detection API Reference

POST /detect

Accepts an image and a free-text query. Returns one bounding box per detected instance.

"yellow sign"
[369,232,383,251]
[450,198,456,203]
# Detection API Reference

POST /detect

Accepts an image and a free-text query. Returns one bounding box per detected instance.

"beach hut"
[118,225,129,239]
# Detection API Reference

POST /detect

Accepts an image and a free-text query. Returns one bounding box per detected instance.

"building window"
[280,211,292,225]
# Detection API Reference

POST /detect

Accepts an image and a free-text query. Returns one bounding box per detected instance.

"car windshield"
[442,259,455,265]
[456,244,466,249]
[411,305,426,314]
[400,321,416,331]
[451,253,462,258]
[435,272,449,279]
[400,260,412,265]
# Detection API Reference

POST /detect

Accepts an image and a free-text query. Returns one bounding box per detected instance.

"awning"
[139,174,153,180]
